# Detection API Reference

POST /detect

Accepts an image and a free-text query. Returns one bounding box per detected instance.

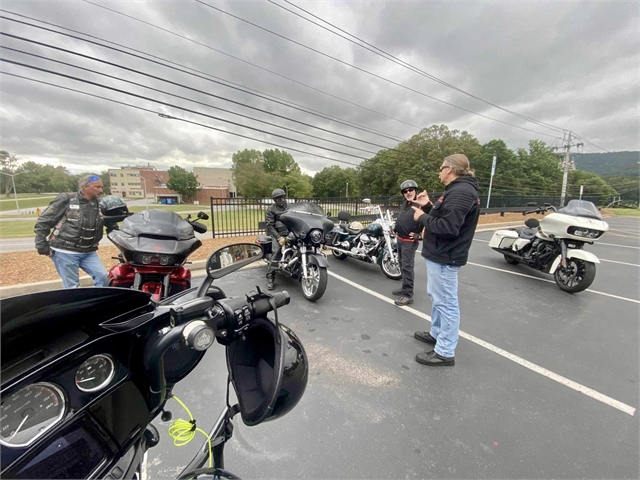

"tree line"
[2,124,630,204]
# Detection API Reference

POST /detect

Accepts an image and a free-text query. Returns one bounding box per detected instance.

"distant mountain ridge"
[574,151,639,177]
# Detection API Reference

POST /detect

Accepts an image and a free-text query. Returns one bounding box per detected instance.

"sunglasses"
[402,188,416,194]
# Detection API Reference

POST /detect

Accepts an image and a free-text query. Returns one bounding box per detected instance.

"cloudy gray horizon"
[0,0,638,176]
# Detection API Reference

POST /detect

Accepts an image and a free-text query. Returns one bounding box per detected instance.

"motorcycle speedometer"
[0,383,66,448]
[75,354,116,392]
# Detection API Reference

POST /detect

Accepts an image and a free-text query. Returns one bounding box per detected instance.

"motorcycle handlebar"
[251,291,290,318]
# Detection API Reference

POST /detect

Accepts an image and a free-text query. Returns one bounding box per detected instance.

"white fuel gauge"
[75,354,115,393]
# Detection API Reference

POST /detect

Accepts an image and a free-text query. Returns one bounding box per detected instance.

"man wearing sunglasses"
[392,180,426,306]
[410,154,480,366]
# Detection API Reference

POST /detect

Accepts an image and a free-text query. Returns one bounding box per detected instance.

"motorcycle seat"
[515,227,538,239]
[338,223,361,235]
[257,235,272,243]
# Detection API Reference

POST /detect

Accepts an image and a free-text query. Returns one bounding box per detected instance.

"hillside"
[574,151,639,177]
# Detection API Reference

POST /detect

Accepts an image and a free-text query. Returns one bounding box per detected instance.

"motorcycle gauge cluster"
[75,354,116,392]
[0,383,66,447]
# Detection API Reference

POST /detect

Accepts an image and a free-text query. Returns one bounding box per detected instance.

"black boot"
[266,273,275,290]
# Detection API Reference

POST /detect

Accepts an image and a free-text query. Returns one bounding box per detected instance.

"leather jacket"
[34,192,104,253]
[265,202,289,239]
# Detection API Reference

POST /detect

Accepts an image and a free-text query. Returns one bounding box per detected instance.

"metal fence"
[209,195,604,238]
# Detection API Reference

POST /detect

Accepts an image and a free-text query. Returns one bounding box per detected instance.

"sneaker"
[266,276,275,290]
[392,288,403,296]
[394,296,414,306]
[414,331,437,345]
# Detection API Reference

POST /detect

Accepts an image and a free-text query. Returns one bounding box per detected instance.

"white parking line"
[467,262,640,304]
[597,242,640,249]
[600,258,640,267]
[328,270,637,417]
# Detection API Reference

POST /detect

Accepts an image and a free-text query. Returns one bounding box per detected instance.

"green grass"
[128,204,211,213]
[0,193,57,200]
[0,220,38,238]
[0,196,56,212]
[610,207,640,217]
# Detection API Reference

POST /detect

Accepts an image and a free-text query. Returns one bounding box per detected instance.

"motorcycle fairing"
[119,210,196,240]
[280,211,334,238]
[109,232,202,259]
[548,249,601,274]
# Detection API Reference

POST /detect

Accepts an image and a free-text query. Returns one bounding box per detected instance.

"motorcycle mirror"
[206,243,264,280]
[325,211,332,218]
[197,211,209,221]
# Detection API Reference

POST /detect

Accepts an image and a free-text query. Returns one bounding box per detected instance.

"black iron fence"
[209,195,603,238]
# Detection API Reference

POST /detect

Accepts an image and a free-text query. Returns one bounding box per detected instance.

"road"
[146,216,639,479]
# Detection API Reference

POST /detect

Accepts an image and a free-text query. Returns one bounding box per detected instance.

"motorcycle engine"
[360,234,371,244]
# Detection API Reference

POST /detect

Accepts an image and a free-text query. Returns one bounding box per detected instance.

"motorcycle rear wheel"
[331,249,348,260]
[380,250,402,280]
[554,259,596,293]
[504,254,519,265]
[301,264,328,302]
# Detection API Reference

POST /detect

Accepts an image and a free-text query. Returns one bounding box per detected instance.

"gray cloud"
[0,0,637,176]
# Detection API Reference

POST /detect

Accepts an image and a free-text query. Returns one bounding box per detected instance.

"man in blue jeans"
[34,174,108,289]
[411,154,480,366]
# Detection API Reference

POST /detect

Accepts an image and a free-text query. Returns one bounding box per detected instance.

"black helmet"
[99,195,128,216]
[400,180,418,192]
[271,188,286,199]
[226,318,308,426]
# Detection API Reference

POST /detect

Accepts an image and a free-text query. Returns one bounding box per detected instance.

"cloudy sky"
[1,0,638,175]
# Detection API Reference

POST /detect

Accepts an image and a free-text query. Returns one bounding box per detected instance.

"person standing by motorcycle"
[265,188,290,290]
[392,180,425,306]
[411,154,480,366]
[34,174,108,289]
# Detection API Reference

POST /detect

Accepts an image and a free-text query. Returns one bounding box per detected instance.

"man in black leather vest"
[265,188,289,290]
[34,174,108,288]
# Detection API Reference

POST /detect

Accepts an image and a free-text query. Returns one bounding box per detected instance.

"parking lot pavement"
[148,223,639,479]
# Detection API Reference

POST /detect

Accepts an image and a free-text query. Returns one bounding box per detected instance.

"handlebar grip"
[252,291,290,318]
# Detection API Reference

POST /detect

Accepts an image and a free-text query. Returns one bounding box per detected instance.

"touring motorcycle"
[256,202,334,302]
[0,243,308,479]
[489,200,609,293]
[326,202,401,280]
[107,209,209,300]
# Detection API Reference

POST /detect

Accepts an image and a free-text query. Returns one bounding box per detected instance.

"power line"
[194,0,563,140]
[76,1,422,132]
[269,0,566,134]
[1,45,381,157]
[0,9,406,144]
[0,71,365,168]
[1,58,373,161]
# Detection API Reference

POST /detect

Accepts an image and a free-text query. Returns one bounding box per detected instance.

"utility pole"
[486,156,497,209]
[346,182,349,198]
[554,131,583,207]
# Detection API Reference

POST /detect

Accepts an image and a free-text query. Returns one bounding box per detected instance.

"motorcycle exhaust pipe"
[328,246,362,257]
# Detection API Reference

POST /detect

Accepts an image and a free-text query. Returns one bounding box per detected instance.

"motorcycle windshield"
[287,202,327,216]
[557,200,603,220]
[120,210,195,240]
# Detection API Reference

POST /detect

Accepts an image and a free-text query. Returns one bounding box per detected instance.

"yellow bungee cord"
[167,395,213,469]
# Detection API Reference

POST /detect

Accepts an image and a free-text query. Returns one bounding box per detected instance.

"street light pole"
[346,182,349,198]
[0,171,22,212]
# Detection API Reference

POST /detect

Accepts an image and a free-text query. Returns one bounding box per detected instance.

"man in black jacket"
[34,174,108,289]
[411,154,480,366]
[265,188,290,290]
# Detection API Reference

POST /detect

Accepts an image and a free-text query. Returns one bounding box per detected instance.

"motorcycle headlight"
[159,254,175,266]
[567,227,603,239]
[139,253,152,264]
[309,229,323,244]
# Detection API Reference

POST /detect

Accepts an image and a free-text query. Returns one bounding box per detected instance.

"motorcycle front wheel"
[380,250,402,280]
[331,249,348,260]
[554,259,596,293]
[301,264,328,302]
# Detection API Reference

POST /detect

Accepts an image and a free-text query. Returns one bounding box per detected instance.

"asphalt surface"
[146,217,639,479]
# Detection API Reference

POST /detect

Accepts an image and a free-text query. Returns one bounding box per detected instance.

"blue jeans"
[425,258,461,358]
[51,250,108,289]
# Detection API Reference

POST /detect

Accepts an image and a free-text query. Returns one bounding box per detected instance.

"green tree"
[234,162,279,197]
[283,171,313,197]
[312,166,359,197]
[263,149,300,175]
[99,170,111,195]
[568,170,618,199]
[166,166,201,202]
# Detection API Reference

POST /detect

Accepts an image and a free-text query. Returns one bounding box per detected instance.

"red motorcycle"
[106,209,208,300]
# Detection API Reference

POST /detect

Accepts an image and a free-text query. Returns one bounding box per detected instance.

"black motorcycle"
[257,202,334,302]
[0,243,308,479]
[326,206,402,280]
[107,209,209,300]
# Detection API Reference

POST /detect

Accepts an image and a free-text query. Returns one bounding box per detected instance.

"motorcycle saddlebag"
[256,235,273,255]
[488,230,519,249]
